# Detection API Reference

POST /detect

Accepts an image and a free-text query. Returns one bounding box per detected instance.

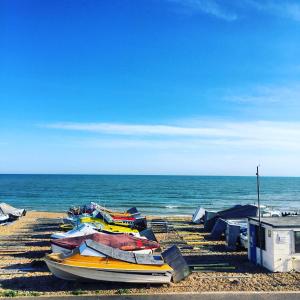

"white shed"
[248,216,300,272]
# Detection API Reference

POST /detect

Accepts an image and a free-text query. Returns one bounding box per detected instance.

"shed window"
[255,225,266,250]
[295,232,300,253]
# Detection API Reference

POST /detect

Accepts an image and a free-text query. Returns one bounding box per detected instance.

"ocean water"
[0,175,299,216]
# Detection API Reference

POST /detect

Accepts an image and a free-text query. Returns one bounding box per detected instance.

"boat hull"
[0,214,9,223]
[45,257,172,284]
[51,244,153,255]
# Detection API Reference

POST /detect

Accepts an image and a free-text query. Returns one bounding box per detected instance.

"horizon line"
[0,173,299,178]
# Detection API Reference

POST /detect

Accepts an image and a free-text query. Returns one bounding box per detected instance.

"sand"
[0,211,299,297]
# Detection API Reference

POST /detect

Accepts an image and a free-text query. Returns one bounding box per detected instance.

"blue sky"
[1,0,300,175]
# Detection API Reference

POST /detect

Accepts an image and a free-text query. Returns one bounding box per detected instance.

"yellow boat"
[59,224,74,231]
[79,217,140,236]
[45,252,173,283]
[80,215,132,228]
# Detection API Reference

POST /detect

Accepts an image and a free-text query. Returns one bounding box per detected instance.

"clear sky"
[1,0,300,175]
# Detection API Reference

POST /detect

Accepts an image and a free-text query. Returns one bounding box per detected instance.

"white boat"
[45,240,173,284]
[0,213,9,224]
[51,243,153,255]
[51,223,99,239]
[192,207,206,224]
[240,231,248,249]
[0,203,26,220]
[45,256,173,283]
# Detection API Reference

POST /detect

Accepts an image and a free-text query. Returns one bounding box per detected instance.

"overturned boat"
[51,232,160,255]
[0,202,26,221]
[0,212,9,224]
[45,240,173,284]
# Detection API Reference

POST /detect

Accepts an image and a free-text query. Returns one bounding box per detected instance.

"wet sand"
[0,211,299,297]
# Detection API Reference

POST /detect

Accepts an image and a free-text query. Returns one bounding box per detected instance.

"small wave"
[165,205,179,209]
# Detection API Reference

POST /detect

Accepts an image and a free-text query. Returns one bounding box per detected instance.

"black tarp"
[140,228,157,242]
[204,205,257,232]
[133,217,147,231]
[210,218,227,239]
[127,207,139,215]
[204,211,218,231]
[226,223,241,251]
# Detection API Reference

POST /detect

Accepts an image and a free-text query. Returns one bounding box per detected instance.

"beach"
[0,211,299,297]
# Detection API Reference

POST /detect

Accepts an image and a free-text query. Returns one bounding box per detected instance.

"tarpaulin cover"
[51,232,160,251]
[210,218,227,239]
[140,228,157,242]
[226,223,241,251]
[204,205,258,231]
[127,207,139,214]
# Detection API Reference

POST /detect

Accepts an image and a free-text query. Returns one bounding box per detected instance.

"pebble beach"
[0,211,299,297]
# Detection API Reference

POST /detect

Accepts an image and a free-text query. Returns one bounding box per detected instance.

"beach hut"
[248,216,300,272]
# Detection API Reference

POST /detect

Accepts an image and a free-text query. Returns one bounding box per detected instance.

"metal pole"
[256,166,263,267]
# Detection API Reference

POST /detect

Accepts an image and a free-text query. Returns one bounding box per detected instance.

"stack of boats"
[45,202,186,284]
[192,204,282,250]
[0,202,26,225]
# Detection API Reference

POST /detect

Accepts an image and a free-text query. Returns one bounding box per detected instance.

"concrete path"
[2,292,300,300]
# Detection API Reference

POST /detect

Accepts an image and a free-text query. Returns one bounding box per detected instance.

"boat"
[81,210,147,230]
[78,214,141,236]
[240,227,248,249]
[51,223,100,239]
[80,210,134,227]
[204,204,258,231]
[59,223,75,231]
[192,207,206,224]
[68,202,140,219]
[45,240,173,283]
[259,205,281,217]
[65,209,140,227]
[0,202,26,221]
[0,213,9,224]
[51,232,160,255]
[52,221,140,239]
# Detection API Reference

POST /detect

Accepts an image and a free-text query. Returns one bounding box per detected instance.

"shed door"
[249,224,256,263]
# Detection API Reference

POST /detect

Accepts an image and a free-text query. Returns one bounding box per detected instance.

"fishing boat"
[45,240,173,283]
[51,232,160,255]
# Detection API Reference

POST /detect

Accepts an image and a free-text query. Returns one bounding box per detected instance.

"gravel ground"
[0,211,299,297]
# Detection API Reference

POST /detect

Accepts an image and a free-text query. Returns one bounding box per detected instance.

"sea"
[0,175,299,216]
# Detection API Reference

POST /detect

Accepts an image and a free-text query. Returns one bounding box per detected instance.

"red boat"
[51,232,160,255]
